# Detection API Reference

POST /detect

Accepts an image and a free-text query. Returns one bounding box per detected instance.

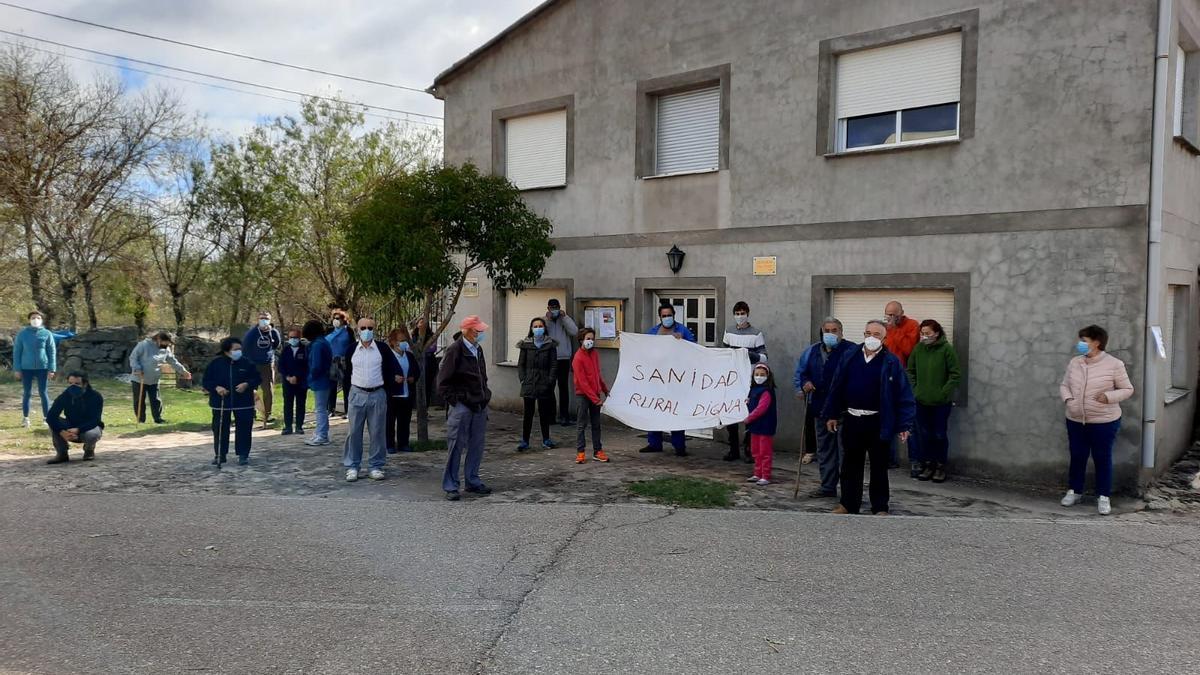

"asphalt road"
[1,489,1198,674]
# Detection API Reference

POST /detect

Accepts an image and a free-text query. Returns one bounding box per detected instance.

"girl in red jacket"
[572,328,610,464]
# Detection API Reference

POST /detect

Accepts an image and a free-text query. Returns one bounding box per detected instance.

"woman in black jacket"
[202,337,262,466]
[516,317,558,451]
[385,326,422,454]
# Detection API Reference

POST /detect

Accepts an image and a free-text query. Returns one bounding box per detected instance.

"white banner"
[602,332,752,431]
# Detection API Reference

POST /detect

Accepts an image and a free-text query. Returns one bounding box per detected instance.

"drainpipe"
[1143,0,1172,469]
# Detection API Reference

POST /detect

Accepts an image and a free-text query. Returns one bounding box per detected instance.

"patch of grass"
[628,476,737,509]
[410,439,447,453]
[0,381,300,455]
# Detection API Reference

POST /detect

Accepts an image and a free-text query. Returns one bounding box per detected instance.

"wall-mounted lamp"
[666,245,685,275]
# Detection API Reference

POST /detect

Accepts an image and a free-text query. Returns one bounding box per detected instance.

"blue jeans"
[648,430,686,452]
[311,388,331,441]
[342,387,388,470]
[443,403,487,492]
[814,421,843,495]
[915,404,952,465]
[21,369,50,418]
[1066,418,1119,497]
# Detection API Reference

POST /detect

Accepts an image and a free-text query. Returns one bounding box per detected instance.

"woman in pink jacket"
[1058,325,1134,515]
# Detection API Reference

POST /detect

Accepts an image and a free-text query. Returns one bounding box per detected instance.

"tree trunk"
[170,287,186,335]
[80,273,99,330]
[415,367,430,442]
[59,279,78,332]
[22,216,53,326]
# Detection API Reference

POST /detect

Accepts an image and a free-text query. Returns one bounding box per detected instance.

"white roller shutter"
[655,86,720,175]
[836,32,962,119]
[830,289,956,344]
[505,288,563,363]
[505,110,567,190]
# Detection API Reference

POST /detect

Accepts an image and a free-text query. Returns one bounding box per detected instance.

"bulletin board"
[577,298,625,349]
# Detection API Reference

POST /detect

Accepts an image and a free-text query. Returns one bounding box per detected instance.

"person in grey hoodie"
[129,331,192,424]
[544,298,578,426]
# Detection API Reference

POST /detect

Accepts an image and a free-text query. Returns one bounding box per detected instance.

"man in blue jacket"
[45,371,104,464]
[242,311,281,425]
[822,320,915,516]
[795,317,858,499]
[639,301,697,456]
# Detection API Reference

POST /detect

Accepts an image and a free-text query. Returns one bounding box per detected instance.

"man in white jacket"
[129,331,192,424]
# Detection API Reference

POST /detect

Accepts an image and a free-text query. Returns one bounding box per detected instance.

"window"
[835,31,963,152]
[830,289,956,343]
[653,292,718,346]
[1166,284,1191,392]
[655,86,721,175]
[503,287,563,363]
[505,109,567,190]
[1175,45,1186,137]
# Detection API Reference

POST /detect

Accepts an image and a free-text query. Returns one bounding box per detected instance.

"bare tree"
[0,45,194,330]
[150,151,217,334]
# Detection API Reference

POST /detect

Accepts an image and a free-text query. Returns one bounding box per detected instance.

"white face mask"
[734,313,749,327]
[332,319,342,328]
[582,339,595,350]
[863,336,883,352]
[753,375,768,385]
[30,317,43,328]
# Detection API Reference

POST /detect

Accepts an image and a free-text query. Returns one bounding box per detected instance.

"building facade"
[430,0,1200,488]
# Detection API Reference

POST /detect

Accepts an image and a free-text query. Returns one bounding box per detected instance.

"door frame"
[634,276,727,338]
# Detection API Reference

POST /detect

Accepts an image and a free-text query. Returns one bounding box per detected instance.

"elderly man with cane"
[129,331,192,424]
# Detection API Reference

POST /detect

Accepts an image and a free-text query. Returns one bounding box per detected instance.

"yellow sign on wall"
[753,256,777,276]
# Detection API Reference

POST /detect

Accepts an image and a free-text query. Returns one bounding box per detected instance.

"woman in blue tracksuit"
[202,337,262,466]
[639,301,697,456]
[13,310,57,427]
[303,320,333,446]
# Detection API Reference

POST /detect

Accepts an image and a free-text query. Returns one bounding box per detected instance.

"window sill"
[1173,134,1200,155]
[640,168,720,181]
[825,138,960,159]
[1165,387,1192,405]
[517,183,568,193]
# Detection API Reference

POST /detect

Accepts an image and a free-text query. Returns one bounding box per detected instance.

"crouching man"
[46,371,105,464]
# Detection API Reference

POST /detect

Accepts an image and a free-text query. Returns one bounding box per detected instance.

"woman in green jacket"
[906,319,961,482]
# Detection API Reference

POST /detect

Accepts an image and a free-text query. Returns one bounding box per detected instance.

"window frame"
[635,64,731,179]
[491,95,575,192]
[837,103,962,154]
[817,10,979,157]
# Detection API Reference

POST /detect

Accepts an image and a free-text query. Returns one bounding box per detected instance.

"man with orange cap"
[436,315,494,501]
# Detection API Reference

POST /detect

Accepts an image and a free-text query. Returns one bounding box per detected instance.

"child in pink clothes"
[744,363,778,486]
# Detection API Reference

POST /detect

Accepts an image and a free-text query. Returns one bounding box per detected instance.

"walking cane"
[793,394,809,499]
[214,393,227,470]
[135,375,146,427]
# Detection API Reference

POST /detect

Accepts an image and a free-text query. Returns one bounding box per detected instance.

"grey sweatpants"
[51,427,103,457]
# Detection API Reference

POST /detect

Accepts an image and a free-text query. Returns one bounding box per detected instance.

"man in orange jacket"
[883,301,920,367]
[883,300,921,470]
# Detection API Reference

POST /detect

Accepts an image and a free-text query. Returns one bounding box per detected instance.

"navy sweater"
[277,342,309,383]
[821,347,916,440]
[203,356,262,410]
[47,387,104,434]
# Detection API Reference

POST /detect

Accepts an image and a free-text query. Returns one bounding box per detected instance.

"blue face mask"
[661,316,675,328]
[549,310,561,319]
[822,333,839,349]
[258,319,270,329]
[1076,341,1090,356]
[475,331,487,344]
[397,341,409,352]
[288,338,300,347]
[360,329,374,343]
[533,327,546,339]
[230,349,243,361]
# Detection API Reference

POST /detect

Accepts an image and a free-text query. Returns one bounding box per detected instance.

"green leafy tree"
[345,163,554,440]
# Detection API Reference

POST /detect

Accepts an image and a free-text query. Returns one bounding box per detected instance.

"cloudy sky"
[0,0,545,140]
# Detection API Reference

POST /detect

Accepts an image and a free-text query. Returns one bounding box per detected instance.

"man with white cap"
[437,315,494,501]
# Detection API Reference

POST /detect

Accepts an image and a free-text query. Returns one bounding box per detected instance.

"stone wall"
[57,327,223,382]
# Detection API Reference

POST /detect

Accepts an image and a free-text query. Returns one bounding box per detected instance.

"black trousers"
[552,361,572,421]
[327,357,352,414]
[386,395,414,451]
[212,408,254,459]
[131,381,163,423]
[282,380,308,430]
[840,414,891,514]
[576,395,602,452]
[726,424,752,457]
[803,402,818,454]
[523,395,554,442]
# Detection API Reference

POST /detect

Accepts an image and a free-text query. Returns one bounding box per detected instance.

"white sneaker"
[1097,496,1111,515]
[345,468,359,482]
[21,417,30,429]
[1061,490,1082,507]
[368,469,385,480]
[305,436,330,446]
[756,479,771,486]
[747,475,760,482]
